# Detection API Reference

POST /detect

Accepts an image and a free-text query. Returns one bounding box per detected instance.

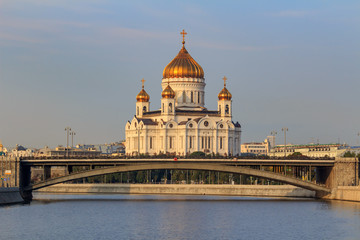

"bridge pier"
[316,157,359,198]
[44,166,51,180]
[19,164,33,203]
[67,165,73,175]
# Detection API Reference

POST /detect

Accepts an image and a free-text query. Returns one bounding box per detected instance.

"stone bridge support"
[44,166,52,180]
[316,157,359,198]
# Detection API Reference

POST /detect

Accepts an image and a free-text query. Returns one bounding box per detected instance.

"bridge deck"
[25,162,331,193]
[21,158,335,167]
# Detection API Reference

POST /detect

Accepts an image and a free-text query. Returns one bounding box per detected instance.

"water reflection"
[1,194,360,240]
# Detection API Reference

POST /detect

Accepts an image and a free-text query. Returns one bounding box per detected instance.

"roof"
[138,118,158,126]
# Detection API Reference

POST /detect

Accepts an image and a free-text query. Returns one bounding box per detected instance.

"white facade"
[125,37,241,156]
[269,144,346,158]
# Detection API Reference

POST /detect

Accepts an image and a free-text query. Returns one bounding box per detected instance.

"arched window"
[219,105,221,113]
[225,105,229,114]
[191,92,194,103]
[162,103,164,113]
[182,91,186,103]
[198,92,200,103]
[137,107,139,116]
[169,103,173,112]
[143,106,147,113]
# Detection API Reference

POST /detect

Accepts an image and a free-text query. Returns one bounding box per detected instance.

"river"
[1,194,360,240]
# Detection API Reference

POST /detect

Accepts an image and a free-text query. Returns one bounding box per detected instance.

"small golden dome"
[163,30,204,79]
[162,84,175,99]
[136,89,150,102]
[218,76,232,100]
[136,78,150,102]
[218,87,232,100]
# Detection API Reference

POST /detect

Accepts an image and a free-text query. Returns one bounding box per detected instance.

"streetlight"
[136,124,143,156]
[270,131,277,157]
[282,127,288,158]
[70,131,76,148]
[64,127,71,157]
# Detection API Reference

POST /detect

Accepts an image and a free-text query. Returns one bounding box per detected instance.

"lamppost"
[136,124,143,156]
[270,131,277,157]
[70,131,76,148]
[64,127,71,157]
[282,127,288,158]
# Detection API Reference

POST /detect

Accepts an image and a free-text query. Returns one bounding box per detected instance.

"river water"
[1,194,360,240]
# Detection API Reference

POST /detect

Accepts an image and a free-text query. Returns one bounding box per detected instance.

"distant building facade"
[9,144,34,157]
[269,144,346,158]
[241,139,270,155]
[35,146,101,158]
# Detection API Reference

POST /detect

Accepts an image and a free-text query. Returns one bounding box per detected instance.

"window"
[169,137,173,149]
[198,92,200,103]
[204,121,209,127]
[143,106,147,113]
[220,137,223,149]
[191,91,194,103]
[219,105,221,113]
[150,137,153,149]
[169,103,172,112]
[225,105,229,114]
[162,103,164,113]
[137,107,139,116]
[182,91,186,103]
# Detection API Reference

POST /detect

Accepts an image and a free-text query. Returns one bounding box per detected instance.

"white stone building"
[269,144,346,158]
[125,31,241,156]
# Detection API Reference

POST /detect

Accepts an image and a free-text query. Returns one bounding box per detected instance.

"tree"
[189,151,206,158]
[344,151,356,157]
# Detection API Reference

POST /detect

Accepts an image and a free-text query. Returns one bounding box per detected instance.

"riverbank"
[0,188,24,205]
[36,183,316,198]
[323,186,360,202]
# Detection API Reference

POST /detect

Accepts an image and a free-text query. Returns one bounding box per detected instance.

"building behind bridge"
[269,143,347,158]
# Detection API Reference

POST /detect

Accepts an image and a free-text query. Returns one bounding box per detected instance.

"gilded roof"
[218,87,232,100]
[163,45,204,79]
[136,78,150,102]
[162,84,176,99]
[136,89,150,102]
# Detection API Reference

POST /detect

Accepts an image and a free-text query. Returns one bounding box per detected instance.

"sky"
[0,0,359,149]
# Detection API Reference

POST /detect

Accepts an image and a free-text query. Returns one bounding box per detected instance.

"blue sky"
[1,0,359,148]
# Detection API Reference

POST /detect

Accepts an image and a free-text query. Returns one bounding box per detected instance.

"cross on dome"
[180,29,187,45]
[223,76,227,87]
[141,78,145,89]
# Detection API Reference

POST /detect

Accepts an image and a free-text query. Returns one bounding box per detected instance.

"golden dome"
[218,87,232,100]
[136,79,150,102]
[136,89,150,102]
[162,84,175,99]
[218,76,232,100]
[163,30,204,79]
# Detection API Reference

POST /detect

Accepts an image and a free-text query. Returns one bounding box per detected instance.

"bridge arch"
[25,162,330,193]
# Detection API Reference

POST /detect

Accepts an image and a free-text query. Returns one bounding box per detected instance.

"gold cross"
[141,78,145,89]
[180,29,187,44]
[223,76,227,87]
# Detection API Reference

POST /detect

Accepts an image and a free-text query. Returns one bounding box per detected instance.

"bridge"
[25,162,331,193]
[2,157,359,201]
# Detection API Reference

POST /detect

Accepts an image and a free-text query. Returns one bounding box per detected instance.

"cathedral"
[125,30,241,156]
